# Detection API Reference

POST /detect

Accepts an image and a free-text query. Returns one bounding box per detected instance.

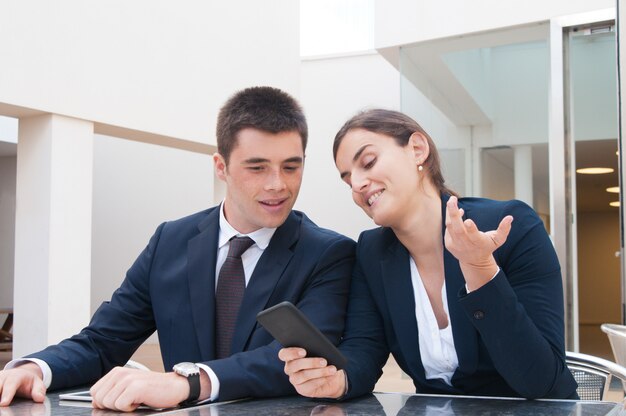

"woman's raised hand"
[444,196,513,291]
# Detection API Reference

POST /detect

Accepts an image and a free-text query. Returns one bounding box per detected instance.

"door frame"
[550,8,617,351]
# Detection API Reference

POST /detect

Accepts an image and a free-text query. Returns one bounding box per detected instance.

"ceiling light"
[610,201,620,207]
[607,187,620,193]
[576,167,614,174]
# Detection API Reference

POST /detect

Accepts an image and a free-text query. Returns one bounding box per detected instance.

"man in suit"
[0,86,355,411]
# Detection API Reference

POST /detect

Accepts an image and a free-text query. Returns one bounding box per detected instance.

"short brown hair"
[216,86,308,164]
[333,109,457,197]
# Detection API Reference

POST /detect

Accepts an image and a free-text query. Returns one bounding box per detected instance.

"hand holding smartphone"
[256,301,347,369]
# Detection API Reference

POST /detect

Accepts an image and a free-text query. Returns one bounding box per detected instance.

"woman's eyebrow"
[352,144,371,163]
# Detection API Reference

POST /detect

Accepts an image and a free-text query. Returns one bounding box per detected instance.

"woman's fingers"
[445,199,515,265]
[494,215,514,247]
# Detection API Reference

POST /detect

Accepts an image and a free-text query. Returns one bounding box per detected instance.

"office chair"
[566,351,626,401]
[601,323,626,394]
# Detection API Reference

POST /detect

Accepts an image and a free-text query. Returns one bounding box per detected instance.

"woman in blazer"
[279,109,577,400]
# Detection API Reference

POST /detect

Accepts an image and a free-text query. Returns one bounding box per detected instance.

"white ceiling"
[400,23,618,213]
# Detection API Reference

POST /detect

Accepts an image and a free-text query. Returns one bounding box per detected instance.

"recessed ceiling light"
[607,187,620,193]
[610,201,620,207]
[576,167,614,174]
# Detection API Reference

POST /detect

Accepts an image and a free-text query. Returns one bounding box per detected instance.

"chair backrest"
[600,323,626,395]
[601,324,626,368]
[566,351,626,401]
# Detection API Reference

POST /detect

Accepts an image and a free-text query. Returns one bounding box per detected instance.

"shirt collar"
[218,200,276,250]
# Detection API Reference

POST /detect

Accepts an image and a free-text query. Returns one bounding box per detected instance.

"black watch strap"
[180,372,200,406]
[174,362,201,406]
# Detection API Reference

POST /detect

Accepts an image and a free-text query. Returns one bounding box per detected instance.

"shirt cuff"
[465,267,500,294]
[5,358,52,389]
[196,363,220,402]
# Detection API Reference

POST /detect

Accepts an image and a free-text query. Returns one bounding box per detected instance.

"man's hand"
[90,367,190,412]
[0,363,46,406]
[279,347,345,399]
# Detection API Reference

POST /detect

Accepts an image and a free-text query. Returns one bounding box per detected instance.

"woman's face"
[335,128,423,227]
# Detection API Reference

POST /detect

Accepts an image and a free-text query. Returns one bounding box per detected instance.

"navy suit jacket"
[29,207,355,401]
[341,195,577,399]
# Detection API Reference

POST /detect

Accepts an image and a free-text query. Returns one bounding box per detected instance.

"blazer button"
[473,310,485,320]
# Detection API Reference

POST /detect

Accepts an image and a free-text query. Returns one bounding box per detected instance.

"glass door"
[567,22,619,359]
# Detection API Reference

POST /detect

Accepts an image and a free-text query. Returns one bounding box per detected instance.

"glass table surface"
[2,391,624,416]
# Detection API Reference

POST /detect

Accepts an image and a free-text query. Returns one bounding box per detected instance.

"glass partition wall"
[569,23,618,358]
[399,15,618,355]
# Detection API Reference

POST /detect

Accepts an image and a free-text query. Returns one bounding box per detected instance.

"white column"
[514,145,533,207]
[470,143,482,198]
[13,114,93,357]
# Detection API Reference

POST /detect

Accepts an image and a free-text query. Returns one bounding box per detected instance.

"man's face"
[213,128,304,233]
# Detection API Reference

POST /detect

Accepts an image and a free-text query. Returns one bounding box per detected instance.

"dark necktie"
[215,236,255,359]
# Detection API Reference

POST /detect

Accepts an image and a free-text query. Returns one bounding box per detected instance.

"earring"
[418,164,423,172]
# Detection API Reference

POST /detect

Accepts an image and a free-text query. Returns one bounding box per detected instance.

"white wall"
[375,0,614,49]
[297,52,400,240]
[91,134,213,319]
[4,0,302,353]
[0,0,300,145]
[0,156,16,308]
[399,55,474,195]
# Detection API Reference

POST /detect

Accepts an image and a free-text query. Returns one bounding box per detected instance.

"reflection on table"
[2,391,624,416]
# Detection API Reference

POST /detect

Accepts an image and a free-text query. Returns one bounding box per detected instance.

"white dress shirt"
[409,257,459,386]
[6,200,276,403]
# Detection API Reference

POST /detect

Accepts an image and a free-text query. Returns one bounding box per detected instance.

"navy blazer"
[341,195,577,399]
[29,207,355,401]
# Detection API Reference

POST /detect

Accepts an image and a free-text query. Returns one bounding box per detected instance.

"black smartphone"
[256,301,348,369]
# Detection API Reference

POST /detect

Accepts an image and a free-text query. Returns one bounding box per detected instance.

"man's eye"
[284,165,300,172]
[247,166,264,171]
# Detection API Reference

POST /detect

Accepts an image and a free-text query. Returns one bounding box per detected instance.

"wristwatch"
[173,362,200,406]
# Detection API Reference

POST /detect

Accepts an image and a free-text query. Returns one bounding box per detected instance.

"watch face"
[174,362,200,377]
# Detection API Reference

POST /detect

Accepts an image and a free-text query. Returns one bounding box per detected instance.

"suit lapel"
[441,194,479,376]
[230,212,299,354]
[381,229,426,379]
[187,207,220,361]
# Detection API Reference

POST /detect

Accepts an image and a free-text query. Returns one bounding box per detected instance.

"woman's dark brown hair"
[333,109,457,197]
